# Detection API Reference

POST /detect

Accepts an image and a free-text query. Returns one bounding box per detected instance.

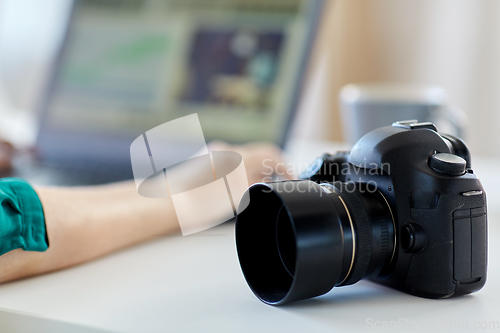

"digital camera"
[235,120,487,305]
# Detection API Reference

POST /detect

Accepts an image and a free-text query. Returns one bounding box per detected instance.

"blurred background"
[0,0,499,165]
[295,0,500,158]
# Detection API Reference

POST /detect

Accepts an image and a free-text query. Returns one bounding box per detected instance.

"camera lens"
[235,180,395,305]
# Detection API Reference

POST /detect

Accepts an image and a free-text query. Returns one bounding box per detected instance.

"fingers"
[243,144,293,183]
[208,141,293,184]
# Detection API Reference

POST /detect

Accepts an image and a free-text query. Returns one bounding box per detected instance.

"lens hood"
[235,180,345,305]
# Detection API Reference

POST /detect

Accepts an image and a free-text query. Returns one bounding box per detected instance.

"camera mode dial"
[429,153,466,176]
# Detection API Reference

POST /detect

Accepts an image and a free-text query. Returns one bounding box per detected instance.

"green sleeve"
[0,178,48,256]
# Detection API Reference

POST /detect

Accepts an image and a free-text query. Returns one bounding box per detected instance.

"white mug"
[339,83,467,144]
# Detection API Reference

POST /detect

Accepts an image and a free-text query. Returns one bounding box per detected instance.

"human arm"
[0,142,290,283]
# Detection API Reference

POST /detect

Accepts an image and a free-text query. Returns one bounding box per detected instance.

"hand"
[0,140,14,172]
[208,141,293,185]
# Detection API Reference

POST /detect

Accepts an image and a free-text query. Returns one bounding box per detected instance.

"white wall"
[0,0,71,109]
[366,0,497,157]
[294,0,500,157]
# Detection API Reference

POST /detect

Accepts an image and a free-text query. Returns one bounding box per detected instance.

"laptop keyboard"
[3,157,134,187]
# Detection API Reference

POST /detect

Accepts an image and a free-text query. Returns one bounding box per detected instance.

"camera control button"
[401,223,427,253]
[429,153,466,176]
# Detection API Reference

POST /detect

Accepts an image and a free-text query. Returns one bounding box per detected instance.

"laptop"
[12,0,324,186]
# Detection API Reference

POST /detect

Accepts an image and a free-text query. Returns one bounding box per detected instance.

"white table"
[0,140,498,333]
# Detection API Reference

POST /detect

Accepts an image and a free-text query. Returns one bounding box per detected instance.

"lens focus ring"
[327,182,394,286]
[335,183,374,286]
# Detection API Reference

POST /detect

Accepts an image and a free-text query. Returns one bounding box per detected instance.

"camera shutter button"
[429,153,466,176]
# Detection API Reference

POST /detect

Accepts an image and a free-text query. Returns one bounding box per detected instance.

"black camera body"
[302,121,487,298]
[235,121,487,305]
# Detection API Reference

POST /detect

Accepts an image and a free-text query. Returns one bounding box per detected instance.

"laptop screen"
[37,0,322,164]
